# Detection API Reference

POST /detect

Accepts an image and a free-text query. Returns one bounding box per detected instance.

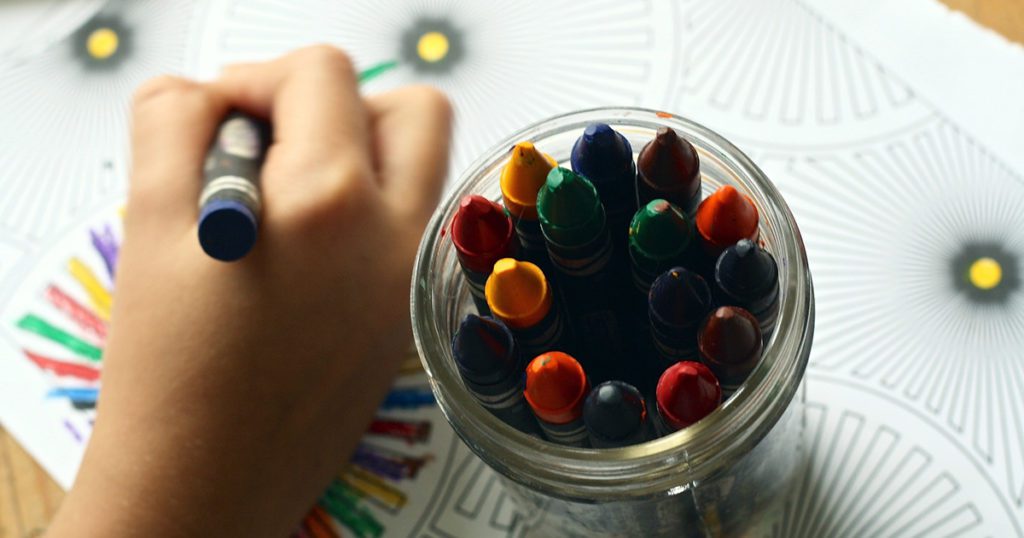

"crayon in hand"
[452,314,541,435]
[714,239,779,337]
[695,185,759,265]
[697,306,763,398]
[636,127,702,216]
[583,380,652,448]
[485,258,571,360]
[500,142,558,269]
[653,361,721,436]
[524,351,590,447]
[648,268,713,366]
[570,123,638,253]
[451,195,518,315]
[538,167,628,381]
[198,111,270,262]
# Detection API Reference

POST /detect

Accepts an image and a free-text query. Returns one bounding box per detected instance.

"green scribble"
[17,314,102,361]
[320,480,384,538]
[358,60,399,83]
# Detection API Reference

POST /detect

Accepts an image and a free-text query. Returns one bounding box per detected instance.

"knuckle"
[294,44,355,75]
[406,85,453,121]
[132,75,192,107]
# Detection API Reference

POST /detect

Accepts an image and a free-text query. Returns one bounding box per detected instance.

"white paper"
[1,0,1022,535]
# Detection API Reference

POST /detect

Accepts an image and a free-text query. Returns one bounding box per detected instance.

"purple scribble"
[64,419,83,443]
[351,443,430,481]
[90,224,119,281]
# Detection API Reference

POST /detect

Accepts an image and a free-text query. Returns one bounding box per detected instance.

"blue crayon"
[379,387,436,410]
[571,123,639,254]
[451,314,542,435]
[198,112,270,262]
[649,267,714,367]
[537,167,628,382]
[714,239,780,338]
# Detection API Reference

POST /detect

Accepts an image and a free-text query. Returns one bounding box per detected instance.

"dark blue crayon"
[537,167,629,382]
[198,112,270,262]
[583,381,653,448]
[649,268,714,368]
[714,239,780,338]
[571,123,638,253]
[451,314,542,435]
[379,387,436,410]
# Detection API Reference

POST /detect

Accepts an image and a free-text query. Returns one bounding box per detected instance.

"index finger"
[210,45,370,168]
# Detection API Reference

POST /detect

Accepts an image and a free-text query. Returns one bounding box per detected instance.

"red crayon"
[695,185,759,261]
[451,195,517,315]
[524,351,590,447]
[698,306,763,398]
[654,361,721,435]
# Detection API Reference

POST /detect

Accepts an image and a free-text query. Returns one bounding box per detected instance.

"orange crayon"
[524,351,590,446]
[695,185,759,261]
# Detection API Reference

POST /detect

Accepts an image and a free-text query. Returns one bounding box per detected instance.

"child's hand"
[49,45,451,537]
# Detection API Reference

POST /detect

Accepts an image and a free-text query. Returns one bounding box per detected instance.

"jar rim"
[411,106,814,499]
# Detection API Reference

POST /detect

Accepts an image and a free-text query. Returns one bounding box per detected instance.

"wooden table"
[2,2,1022,536]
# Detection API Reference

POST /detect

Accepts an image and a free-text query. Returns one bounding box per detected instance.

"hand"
[48,45,452,537]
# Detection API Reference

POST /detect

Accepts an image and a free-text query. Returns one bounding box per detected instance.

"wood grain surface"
[1,1,1021,536]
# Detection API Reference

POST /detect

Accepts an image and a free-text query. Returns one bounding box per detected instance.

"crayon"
[698,306,763,398]
[485,258,570,359]
[648,268,713,367]
[500,141,558,268]
[653,361,721,435]
[450,194,517,315]
[714,239,779,337]
[636,127,702,216]
[537,167,627,380]
[694,185,759,263]
[583,380,652,448]
[628,199,694,301]
[198,112,270,262]
[379,386,436,410]
[366,418,431,444]
[524,352,590,447]
[570,123,638,252]
[452,314,541,435]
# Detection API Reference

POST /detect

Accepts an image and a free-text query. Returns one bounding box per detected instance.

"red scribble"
[24,350,101,382]
[45,284,107,343]
[367,418,431,444]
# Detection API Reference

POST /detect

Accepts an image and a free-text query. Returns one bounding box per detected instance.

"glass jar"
[411,107,815,537]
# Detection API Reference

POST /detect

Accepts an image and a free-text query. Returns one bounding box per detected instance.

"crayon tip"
[715,239,778,300]
[698,307,762,370]
[451,195,516,273]
[696,186,759,250]
[524,352,589,424]
[485,258,552,329]
[583,381,646,442]
[637,127,700,196]
[198,199,257,262]
[537,167,604,244]
[570,123,634,183]
[629,199,691,260]
[656,361,721,431]
[452,314,517,382]
[500,142,558,218]
[649,268,713,327]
